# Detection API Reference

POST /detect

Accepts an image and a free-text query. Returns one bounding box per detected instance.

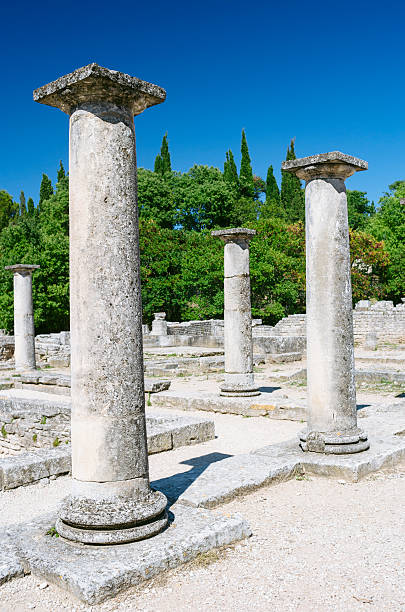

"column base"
[57,489,168,545]
[220,385,261,397]
[220,373,260,397]
[299,428,369,454]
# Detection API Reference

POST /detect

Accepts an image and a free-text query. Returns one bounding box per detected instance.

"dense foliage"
[0,132,402,332]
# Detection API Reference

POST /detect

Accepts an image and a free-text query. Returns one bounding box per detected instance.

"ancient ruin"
[34,64,169,544]
[5,264,40,371]
[212,228,260,397]
[282,152,369,454]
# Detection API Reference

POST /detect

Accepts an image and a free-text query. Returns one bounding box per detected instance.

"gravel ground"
[1,464,404,612]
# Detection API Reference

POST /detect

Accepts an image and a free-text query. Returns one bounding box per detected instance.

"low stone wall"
[0,396,70,454]
[167,319,224,336]
[259,300,405,345]
[35,331,71,367]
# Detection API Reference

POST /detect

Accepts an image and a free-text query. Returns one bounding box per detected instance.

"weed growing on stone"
[147,392,152,407]
[32,433,37,442]
[40,416,47,424]
[46,526,59,537]
[53,437,61,447]
[1,424,7,438]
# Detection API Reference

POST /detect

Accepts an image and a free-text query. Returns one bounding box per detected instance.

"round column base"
[56,510,168,545]
[220,386,261,397]
[299,428,369,454]
[57,489,168,545]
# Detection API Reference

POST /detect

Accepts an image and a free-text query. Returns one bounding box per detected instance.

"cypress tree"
[154,133,172,176]
[160,132,171,174]
[19,191,27,216]
[57,160,66,182]
[27,197,35,216]
[39,174,53,207]
[154,154,163,175]
[261,165,283,218]
[280,138,305,222]
[239,129,255,199]
[223,150,239,187]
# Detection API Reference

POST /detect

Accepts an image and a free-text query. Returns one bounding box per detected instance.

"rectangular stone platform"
[152,404,405,508]
[149,389,306,420]
[1,506,251,604]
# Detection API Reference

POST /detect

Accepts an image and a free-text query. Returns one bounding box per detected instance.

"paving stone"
[8,506,251,604]
[150,389,306,420]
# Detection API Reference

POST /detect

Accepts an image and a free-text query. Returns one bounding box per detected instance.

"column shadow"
[152,452,232,508]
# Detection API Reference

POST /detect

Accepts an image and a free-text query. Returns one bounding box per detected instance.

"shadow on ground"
[152,452,232,507]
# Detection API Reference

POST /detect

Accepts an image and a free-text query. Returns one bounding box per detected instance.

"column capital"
[282,151,368,181]
[5,264,40,274]
[211,228,256,243]
[33,63,166,116]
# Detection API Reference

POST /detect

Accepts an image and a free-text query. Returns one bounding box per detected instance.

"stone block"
[7,506,251,604]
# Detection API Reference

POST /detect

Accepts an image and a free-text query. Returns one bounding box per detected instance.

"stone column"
[5,264,39,371]
[211,228,259,397]
[282,152,369,454]
[34,64,168,544]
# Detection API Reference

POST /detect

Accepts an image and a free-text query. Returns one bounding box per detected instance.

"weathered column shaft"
[306,176,356,433]
[34,63,168,544]
[5,265,39,371]
[282,152,369,454]
[212,228,259,397]
[69,102,148,487]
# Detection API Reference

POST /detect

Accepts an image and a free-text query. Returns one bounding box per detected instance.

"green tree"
[137,168,175,229]
[27,197,35,216]
[223,150,239,187]
[19,191,27,216]
[172,165,235,230]
[154,133,172,176]
[239,129,255,199]
[57,160,66,182]
[346,190,375,230]
[261,165,283,218]
[280,139,305,222]
[0,190,18,232]
[366,180,405,301]
[38,174,53,207]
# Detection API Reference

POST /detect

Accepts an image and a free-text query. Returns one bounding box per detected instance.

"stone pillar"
[5,264,40,371]
[211,228,259,397]
[282,152,369,454]
[34,64,168,544]
[151,312,167,335]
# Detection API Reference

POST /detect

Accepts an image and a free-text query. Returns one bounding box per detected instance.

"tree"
[154,133,172,176]
[137,168,175,229]
[365,180,405,301]
[172,165,235,230]
[38,174,53,207]
[0,190,18,232]
[19,191,27,216]
[27,198,35,216]
[346,190,375,230]
[223,150,239,187]
[57,160,66,182]
[261,165,283,218]
[280,138,305,222]
[239,129,255,199]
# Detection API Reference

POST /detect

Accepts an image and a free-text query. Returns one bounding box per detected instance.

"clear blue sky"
[1,0,404,206]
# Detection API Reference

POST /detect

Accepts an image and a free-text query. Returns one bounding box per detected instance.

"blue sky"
[1,0,404,206]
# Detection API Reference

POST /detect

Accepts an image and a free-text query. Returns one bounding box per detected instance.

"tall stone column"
[5,264,39,371]
[34,64,168,544]
[212,228,260,397]
[282,152,369,454]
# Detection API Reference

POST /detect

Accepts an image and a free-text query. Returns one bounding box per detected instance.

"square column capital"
[33,63,166,116]
[282,151,368,181]
[5,264,40,274]
[211,228,256,243]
